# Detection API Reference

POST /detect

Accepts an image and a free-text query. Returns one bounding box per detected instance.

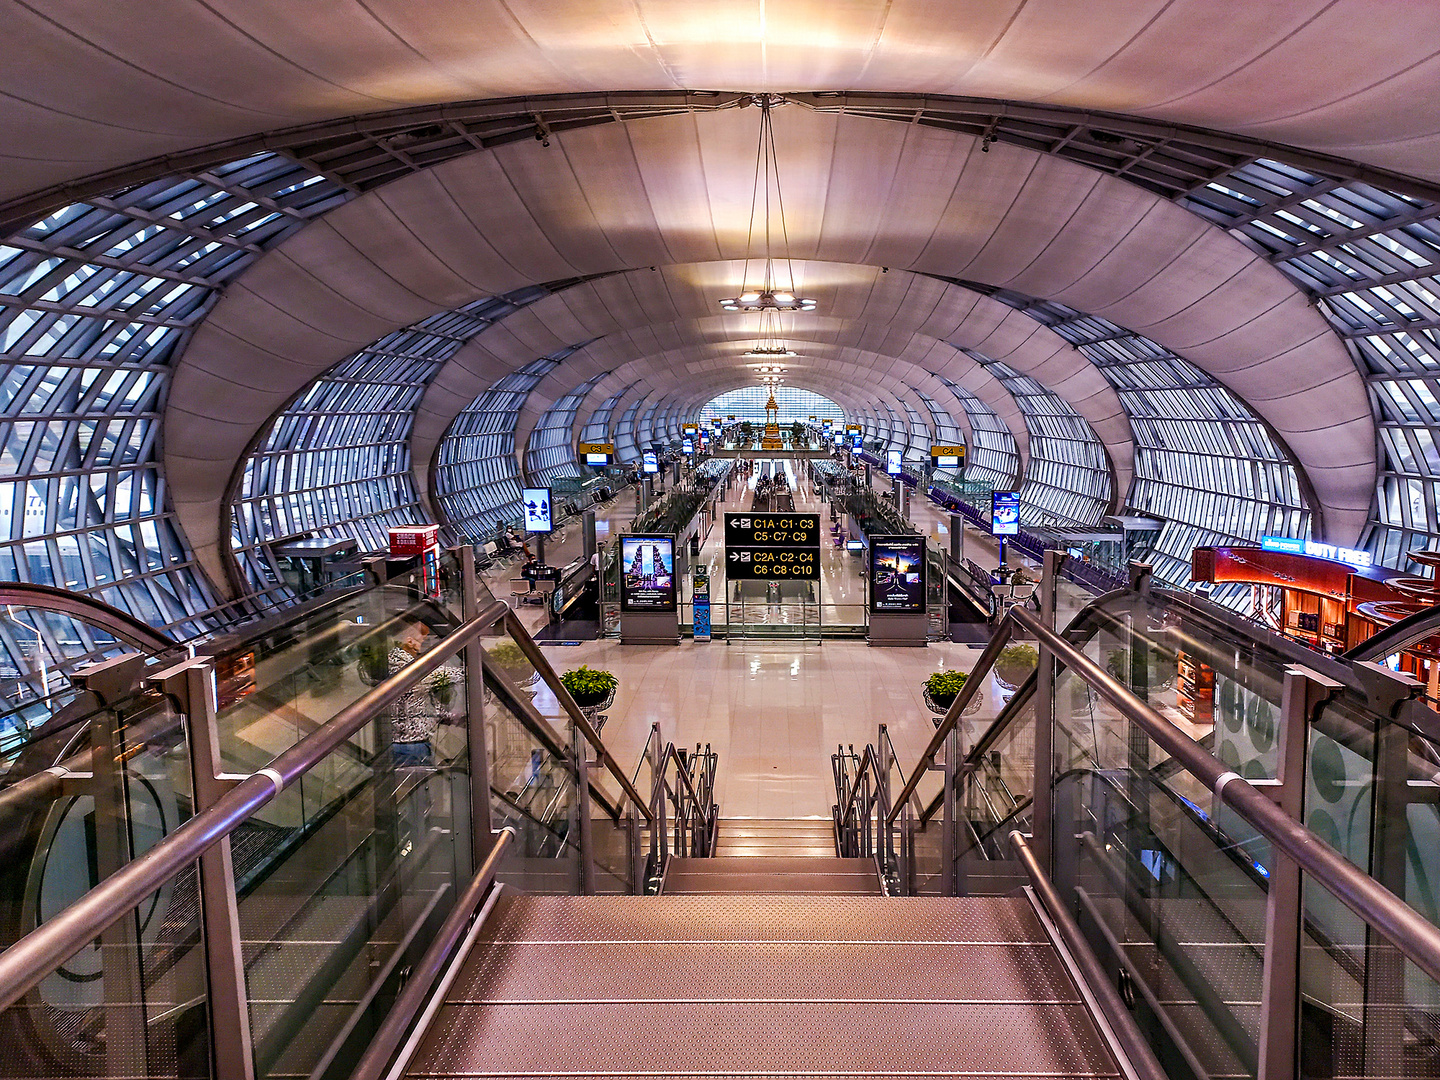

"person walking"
[387,623,463,766]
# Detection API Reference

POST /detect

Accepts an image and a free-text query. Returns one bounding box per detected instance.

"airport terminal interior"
[5,3,1440,1079]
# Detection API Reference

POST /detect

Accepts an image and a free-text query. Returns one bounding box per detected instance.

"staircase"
[403,891,1124,1080]
[661,816,882,894]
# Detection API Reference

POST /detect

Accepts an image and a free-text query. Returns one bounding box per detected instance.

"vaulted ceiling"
[2,0,1434,597]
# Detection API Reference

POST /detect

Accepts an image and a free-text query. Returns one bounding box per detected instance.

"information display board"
[869,535,926,613]
[642,450,659,474]
[693,565,711,641]
[851,433,863,448]
[682,438,694,454]
[886,449,902,476]
[930,445,966,468]
[723,512,821,581]
[991,491,1020,536]
[619,534,676,612]
[522,486,553,533]
[579,441,614,466]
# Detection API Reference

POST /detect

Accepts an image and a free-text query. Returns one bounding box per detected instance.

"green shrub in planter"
[561,665,618,708]
[1106,647,1175,690]
[486,640,531,676]
[994,643,1039,689]
[924,670,969,708]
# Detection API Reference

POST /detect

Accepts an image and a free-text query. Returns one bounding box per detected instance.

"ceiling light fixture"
[720,95,817,314]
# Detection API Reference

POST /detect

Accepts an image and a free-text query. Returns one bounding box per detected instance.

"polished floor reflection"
[536,634,1012,820]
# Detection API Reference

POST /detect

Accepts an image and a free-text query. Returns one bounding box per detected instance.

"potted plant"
[993,643,1039,691]
[560,665,618,730]
[356,638,391,686]
[485,639,538,689]
[561,665,618,708]
[430,666,456,711]
[923,670,982,724]
[1106,647,1176,691]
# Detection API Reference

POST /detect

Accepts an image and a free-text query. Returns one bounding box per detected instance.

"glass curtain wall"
[0,153,351,668]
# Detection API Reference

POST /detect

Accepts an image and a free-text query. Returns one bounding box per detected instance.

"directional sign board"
[724,512,821,580]
[726,547,819,579]
[724,513,820,548]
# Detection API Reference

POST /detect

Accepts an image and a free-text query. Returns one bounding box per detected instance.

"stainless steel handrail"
[887,617,1015,822]
[503,608,653,821]
[1011,831,1168,1080]
[348,826,516,1080]
[1003,602,1440,988]
[0,599,509,1011]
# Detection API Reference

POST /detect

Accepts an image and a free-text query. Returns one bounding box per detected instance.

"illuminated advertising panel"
[886,450,902,476]
[991,491,1020,536]
[521,487,553,533]
[642,450,659,474]
[619,534,677,612]
[869,535,926,614]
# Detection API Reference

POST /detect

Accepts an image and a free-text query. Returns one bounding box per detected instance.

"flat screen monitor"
[886,450,902,476]
[585,452,610,466]
[642,450,659,474]
[682,438,694,453]
[869,536,926,613]
[521,487,553,533]
[851,434,863,448]
[619,534,677,612]
[991,491,1020,536]
[934,454,959,467]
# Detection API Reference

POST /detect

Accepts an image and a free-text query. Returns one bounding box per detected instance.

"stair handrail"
[0,599,510,1011]
[924,600,1440,989]
[502,608,652,822]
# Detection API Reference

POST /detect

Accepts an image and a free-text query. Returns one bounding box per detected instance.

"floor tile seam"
[436,997,1087,1006]
[406,1071,1121,1078]
[474,939,1058,946]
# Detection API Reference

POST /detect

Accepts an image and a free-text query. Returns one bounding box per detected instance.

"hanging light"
[720,95,817,314]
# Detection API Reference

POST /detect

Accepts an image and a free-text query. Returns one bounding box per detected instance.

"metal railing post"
[573,723,595,895]
[1257,665,1339,1080]
[461,546,495,868]
[147,658,257,1080]
[941,723,958,896]
[73,655,149,1080]
[1030,548,1062,869]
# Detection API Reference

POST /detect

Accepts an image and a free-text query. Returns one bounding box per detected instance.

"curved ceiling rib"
[478,266,1116,500]
[160,105,1365,591]
[3,1,1439,212]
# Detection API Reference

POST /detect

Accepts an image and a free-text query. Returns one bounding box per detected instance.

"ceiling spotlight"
[719,290,816,313]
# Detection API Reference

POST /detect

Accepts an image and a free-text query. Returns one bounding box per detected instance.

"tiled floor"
[510,457,1059,820]
[534,634,1011,820]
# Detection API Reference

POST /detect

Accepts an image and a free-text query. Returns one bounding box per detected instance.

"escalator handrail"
[1343,600,1440,663]
[0,581,176,653]
[0,599,510,1013]
[1001,602,1440,989]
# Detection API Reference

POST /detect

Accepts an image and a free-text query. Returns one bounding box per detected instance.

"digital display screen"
[851,434,863,448]
[522,487,552,533]
[620,535,676,612]
[886,450,902,476]
[585,452,610,466]
[682,438,694,453]
[869,536,926,614]
[934,455,958,467]
[991,491,1020,536]
[642,450,659,474]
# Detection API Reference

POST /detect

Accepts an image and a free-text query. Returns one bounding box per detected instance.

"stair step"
[407,894,1118,1078]
[663,856,882,895]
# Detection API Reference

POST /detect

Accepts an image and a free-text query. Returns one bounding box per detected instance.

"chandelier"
[743,307,798,356]
[720,96,816,314]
